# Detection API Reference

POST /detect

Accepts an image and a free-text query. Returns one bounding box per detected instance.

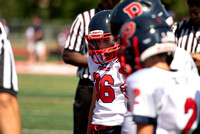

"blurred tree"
[0,0,190,23]
[0,0,100,21]
[0,0,192,50]
[161,0,189,21]
[48,0,100,20]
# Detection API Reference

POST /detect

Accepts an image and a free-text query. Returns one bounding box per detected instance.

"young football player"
[109,1,174,133]
[85,10,127,134]
[119,14,200,134]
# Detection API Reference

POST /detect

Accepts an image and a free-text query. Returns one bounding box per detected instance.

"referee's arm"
[63,49,88,67]
[62,12,89,68]
[0,23,21,134]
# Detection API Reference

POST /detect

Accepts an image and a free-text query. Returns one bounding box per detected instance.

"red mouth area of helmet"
[89,43,120,64]
[85,32,120,64]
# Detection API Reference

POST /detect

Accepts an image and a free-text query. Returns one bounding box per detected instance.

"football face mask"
[86,30,120,64]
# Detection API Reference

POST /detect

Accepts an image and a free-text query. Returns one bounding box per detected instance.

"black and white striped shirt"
[0,22,18,96]
[173,19,200,53]
[65,9,96,79]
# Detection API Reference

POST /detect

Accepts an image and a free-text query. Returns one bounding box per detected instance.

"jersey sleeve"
[88,57,93,81]
[88,56,98,82]
[170,47,198,75]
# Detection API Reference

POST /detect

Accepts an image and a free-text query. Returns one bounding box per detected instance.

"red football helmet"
[85,10,120,64]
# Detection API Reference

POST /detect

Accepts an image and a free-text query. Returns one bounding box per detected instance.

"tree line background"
[0,0,189,21]
[0,0,189,50]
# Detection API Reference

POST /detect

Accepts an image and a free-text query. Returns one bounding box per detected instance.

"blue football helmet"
[118,13,176,77]
[85,10,120,64]
[110,0,173,41]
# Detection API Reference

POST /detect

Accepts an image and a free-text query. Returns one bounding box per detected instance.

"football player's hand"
[120,83,128,99]
[190,53,200,74]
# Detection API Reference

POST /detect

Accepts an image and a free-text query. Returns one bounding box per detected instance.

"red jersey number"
[133,88,140,104]
[181,98,197,134]
[93,73,115,103]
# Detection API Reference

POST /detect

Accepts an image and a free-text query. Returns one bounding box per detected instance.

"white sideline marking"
[15,61,78,76]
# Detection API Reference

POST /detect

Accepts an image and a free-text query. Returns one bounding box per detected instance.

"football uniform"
[127,67,200,134]
[88,56,127,126]
[121,110,137,134]
[0,22,18,95]
[121,46,198,134]
[170,47,198,75]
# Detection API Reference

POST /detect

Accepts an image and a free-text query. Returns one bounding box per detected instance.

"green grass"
[18,74,79,134]
[14,53,62,62]
[15,56,27,61]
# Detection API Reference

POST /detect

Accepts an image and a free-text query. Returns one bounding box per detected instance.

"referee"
[63,0,120,134]
[0,21,21,133]
[173,0,200,74]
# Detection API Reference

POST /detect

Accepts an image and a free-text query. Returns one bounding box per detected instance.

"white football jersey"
[121,111,137,134]
[170,47,198,75]
[127,67,200,134]
[88,56,127,126]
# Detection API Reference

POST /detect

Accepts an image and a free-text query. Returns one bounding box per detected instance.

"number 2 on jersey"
[181,98,197,134]
[93,73,115,103]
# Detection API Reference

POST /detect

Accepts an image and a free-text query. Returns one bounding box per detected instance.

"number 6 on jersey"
[93,73,115,103]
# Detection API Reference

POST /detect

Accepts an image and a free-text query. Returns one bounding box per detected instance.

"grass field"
[18,74,79,134]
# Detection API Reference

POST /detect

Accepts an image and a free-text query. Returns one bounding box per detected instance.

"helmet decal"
[160,31,176,43]
[121,21,136,47]
[119,21,139,77]
[123,2,143,18]
[89,30,104,39]
[156,18,163,24]
[110,0,172,39]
